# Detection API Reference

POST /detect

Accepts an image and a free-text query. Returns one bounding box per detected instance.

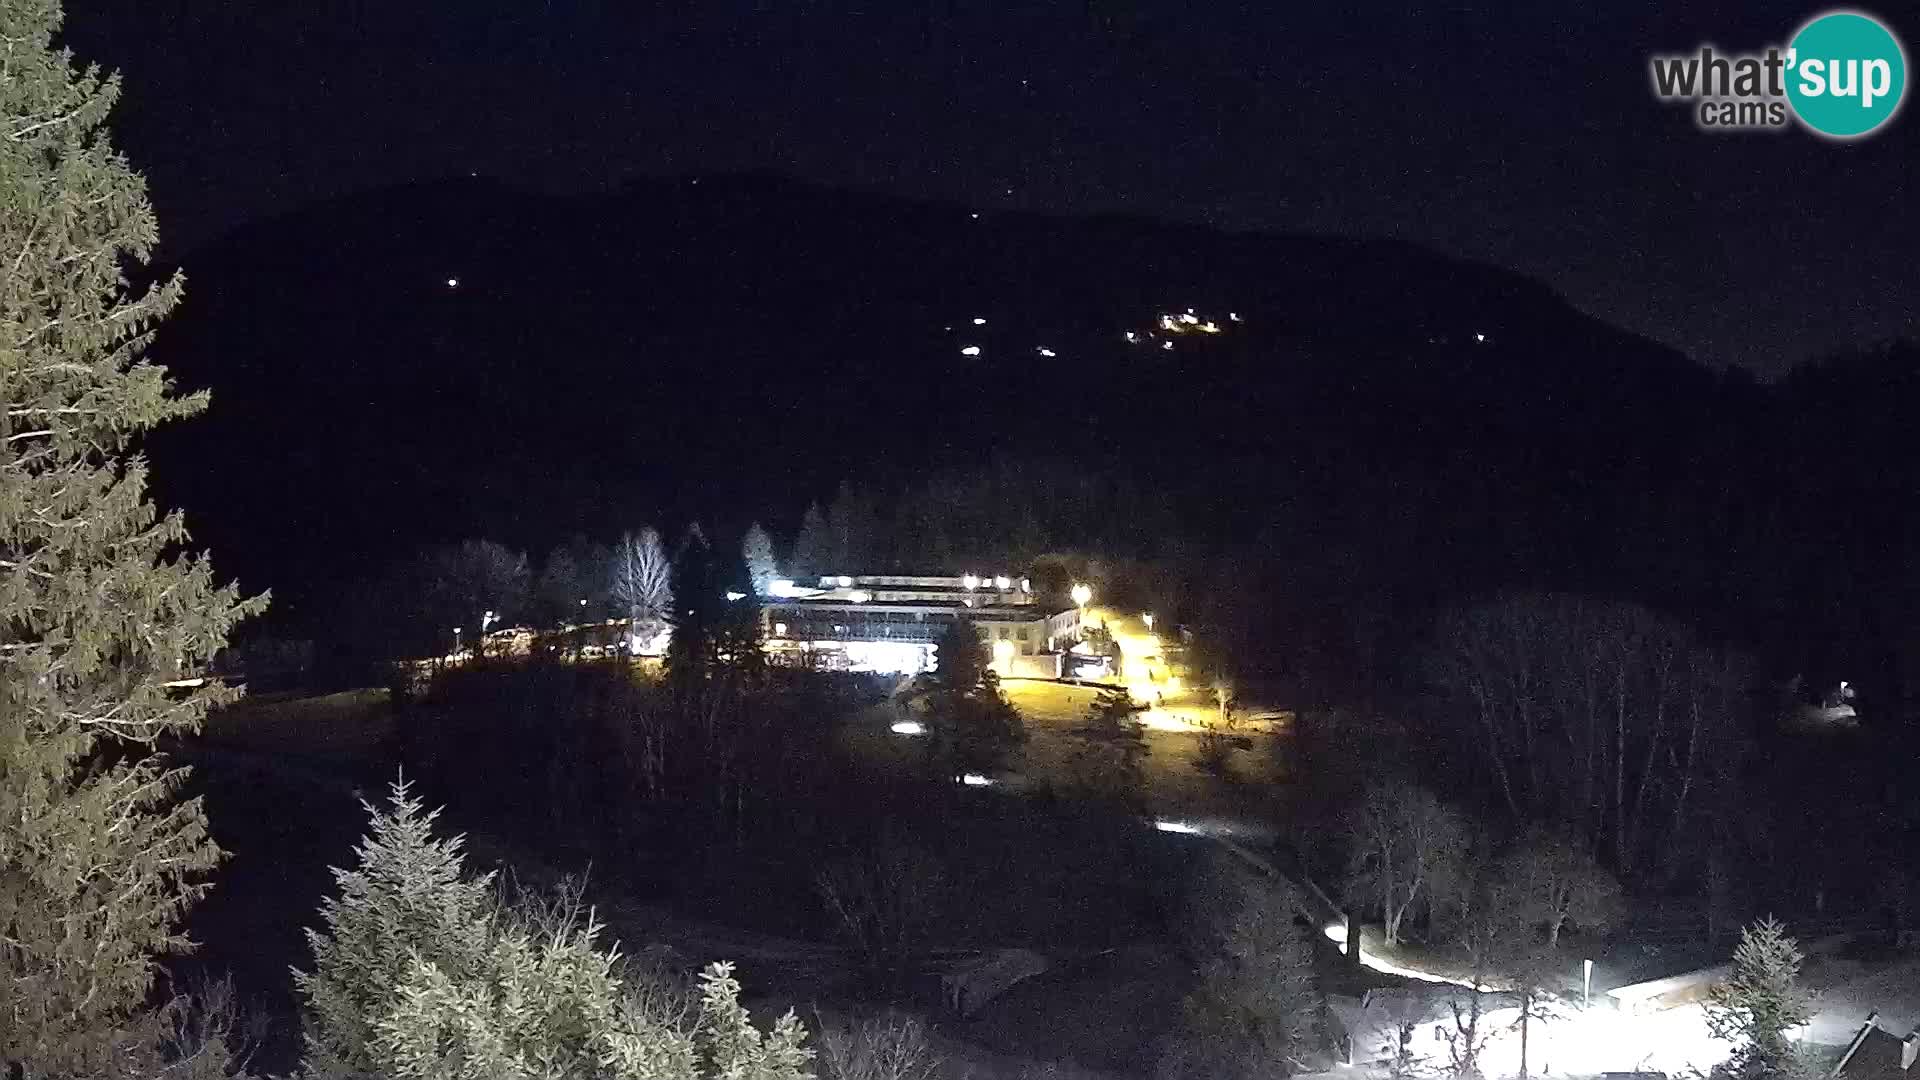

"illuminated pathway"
[1168,829,1737,1077]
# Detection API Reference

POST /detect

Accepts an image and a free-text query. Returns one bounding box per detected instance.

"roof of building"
[1832,1013,1920,1080]
[766,597,1070,619]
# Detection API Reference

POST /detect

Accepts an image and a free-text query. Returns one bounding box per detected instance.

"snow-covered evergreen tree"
[1,1,264,1071]
[742,521,779,596]
[297,780,814,1079]
[1705,917,1812,1080]
[790,502,829,578]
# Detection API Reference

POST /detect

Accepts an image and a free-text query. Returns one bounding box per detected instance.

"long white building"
[762,573,1083,675]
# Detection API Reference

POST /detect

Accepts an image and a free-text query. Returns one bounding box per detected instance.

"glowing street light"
[1070,582,1093,608]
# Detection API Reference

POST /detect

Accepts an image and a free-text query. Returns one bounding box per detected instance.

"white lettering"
[1799,57,1827,96]
[1863,59,1891,107]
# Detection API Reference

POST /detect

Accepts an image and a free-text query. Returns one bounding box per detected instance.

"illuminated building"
[762,573,1081,674]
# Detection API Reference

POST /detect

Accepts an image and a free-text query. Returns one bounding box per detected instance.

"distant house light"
[969,212,980,220]
[1162,340,1174,350]
[445,277,460,288]
[768,578,799,597]
[1037,347,1056,357]
[963,574,979,590]
[972,316,987,325]
[773,622,788,636]
[1229,311,1243,321]
[1124,331,1139,343]
[725,591,746,601]
[995,575,1011,590]
[961,345,981,356]
[961,773,996,787]
[1474,331,1487,343]
[849,590,871,603]
[892,720,926,736]
[837,576,853,587]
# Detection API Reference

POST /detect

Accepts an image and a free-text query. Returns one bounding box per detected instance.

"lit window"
[774,622,788,636]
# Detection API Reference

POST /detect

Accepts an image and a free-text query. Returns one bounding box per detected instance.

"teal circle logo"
[1786,11,1907,138]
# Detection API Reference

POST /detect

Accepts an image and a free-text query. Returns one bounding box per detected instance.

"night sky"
[66,1,1916,378]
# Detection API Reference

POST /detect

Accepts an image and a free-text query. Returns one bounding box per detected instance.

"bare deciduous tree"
[816,830,946,996]
[1429,594,1749,880]
[613,527,673,645]
[1500,826,1622,948]
[1345,782,1471,947]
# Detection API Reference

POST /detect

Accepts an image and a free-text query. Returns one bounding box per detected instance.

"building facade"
[763,573,1082,674]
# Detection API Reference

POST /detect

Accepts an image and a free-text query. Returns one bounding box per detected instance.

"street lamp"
[451,626,463,655]
[1070,582,1092,608]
